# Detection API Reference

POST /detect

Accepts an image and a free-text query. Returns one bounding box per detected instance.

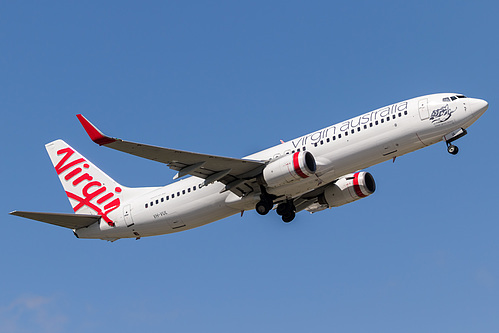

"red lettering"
[103,198,120,218]
[55,148,85,175]
[66,188,118,227]
[96,192,114,204]
[72,173,93,186]
[56,147,120,227]
[71,181,105,212]
[64,167,82,180]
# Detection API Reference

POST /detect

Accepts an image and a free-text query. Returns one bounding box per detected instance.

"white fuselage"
[75,93,488,240]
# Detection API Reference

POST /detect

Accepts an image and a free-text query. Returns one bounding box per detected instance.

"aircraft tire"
[276,203,287,216]
[447,144,459,155]
[256,200,271,215]
[282,211,295,223]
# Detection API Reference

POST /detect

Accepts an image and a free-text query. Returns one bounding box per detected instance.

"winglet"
[76,114,117,146]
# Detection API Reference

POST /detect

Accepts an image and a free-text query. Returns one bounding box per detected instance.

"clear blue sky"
[2,1,498,332]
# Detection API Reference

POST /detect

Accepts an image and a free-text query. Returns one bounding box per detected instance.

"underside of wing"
[77,114,265,196]
[10,211,101,229]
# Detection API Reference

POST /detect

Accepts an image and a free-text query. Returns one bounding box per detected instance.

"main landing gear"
[255,187,296,223]
[256,198,273,215]
[256,186,275,216]
[276,201,296,223]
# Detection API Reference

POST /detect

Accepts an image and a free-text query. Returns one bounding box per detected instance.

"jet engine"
[318,172,376,207]
[261,151,317,188]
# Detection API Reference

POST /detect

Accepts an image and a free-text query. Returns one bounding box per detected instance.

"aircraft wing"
[10,211,101,229]
[76,115,265,196]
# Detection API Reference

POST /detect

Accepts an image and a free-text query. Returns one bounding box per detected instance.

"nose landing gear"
[447,144,459,155]
[443,128,467,155]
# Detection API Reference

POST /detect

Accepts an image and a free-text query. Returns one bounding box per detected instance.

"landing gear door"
[418,98,429,120]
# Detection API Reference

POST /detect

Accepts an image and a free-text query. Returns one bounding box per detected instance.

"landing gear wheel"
[447,144,459,155]
[276,203,287,216]
[278,201,296,222]
[282,211,296,223]
[256,200,272,215]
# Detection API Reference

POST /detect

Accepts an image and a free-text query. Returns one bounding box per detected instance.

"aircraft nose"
[469,98,488,118]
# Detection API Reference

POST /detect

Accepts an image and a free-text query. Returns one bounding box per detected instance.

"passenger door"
[123,204,134,227]
[418,98,429,120]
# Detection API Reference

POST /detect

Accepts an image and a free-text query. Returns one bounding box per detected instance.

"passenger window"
[326,138,330,143]
[320,140,323,145]
[351,129,354,134]
[375,120,379,125]
[364,125,367,129]
[338,134,342,139]
[369,123,373,127]
[404,111,408,115]
[182,190,186,195]
[398,113,401,117]
[193,186,196,191]
[161,198,164,202]
[156,200,159,204]
[150,202,153,207]
[345,132,348,136]
[188,188,191,193]
[381,119,384,123]
[166,196,169,200]
[392,115,396,119]
[297,148,300,152]
[177,192,180,196]
[145,203,148,208]
[333,136,336,140]
[357,127,361,132]
[172,194,175,198]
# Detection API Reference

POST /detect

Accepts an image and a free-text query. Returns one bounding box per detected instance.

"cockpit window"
[444,94,467,102]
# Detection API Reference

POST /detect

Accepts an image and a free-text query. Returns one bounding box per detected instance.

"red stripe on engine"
[293,152,309,178]
[353,172,367,198]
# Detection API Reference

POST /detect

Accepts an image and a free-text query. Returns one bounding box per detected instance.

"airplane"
[10,93,488,241]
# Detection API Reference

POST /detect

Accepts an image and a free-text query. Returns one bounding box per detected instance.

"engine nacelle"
[319,172,376,207]
[261,151,317,188]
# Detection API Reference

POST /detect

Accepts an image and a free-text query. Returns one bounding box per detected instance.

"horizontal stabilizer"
[10,211,101,229]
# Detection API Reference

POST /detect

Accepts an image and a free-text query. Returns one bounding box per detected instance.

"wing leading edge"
[76,115,265,196]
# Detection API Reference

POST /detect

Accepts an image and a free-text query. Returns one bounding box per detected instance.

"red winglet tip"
[76,114,116,146]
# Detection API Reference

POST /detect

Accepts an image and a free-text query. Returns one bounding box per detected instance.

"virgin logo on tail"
[55,147,121,226]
